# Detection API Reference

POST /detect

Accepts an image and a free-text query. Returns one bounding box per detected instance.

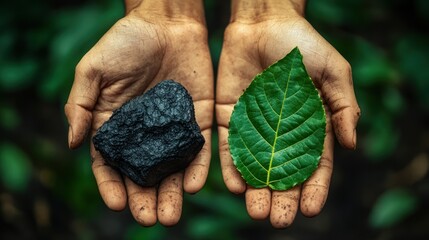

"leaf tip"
[290,46,302,56]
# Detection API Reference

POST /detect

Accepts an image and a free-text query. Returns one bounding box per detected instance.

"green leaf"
[345,38,399,87]
[0,142,32,192]
[228,47,326,190]
[369,188,418,229]
[395,34,429,110]
[0,58,38,91]
[363,113,399,161]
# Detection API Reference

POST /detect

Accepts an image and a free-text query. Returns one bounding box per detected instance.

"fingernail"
[68,126,73,148]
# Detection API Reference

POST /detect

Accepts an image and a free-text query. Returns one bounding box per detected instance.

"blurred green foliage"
[0,104,20,130]
[1,0,428,239]
[369,188,418,229]
[0,143,31,192]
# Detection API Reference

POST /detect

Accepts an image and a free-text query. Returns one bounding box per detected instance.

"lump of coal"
[93,80,205,187]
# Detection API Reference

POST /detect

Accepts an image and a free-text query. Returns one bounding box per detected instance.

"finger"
[157,172,183,226]
[184,129,211,193]
[65,61,100,149]
[320,58,360,150]
[216,32,260,194]
[270,186,301,228]
[218,126,246,194]
[183,99,213,193]
[90,106,127,211]
[91,143,127,211]
[245,187,271,220]
[300,111,334,217]
[125,177,157,227]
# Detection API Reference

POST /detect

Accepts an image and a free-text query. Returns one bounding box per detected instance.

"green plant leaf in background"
[228,47,326,190]
[0,59,39,91]
[0,142,32,192]
[369,188,418,229]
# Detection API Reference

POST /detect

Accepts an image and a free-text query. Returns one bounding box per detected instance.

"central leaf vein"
[266,61,296,185]
[228,47,326,191]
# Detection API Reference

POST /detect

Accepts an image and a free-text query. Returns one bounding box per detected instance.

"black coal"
[93,80,204,187]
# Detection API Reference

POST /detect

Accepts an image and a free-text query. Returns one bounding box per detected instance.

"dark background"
[1,0,429,239]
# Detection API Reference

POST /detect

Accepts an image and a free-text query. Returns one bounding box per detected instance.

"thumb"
[319,60,361,150]
[65,62,100,149]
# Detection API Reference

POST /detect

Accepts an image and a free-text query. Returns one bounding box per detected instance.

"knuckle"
[342,60,352,73]
[75,55,99,82]
[198,143,211,158]
[342,60,353,84]
[219,139,230,153]
[75,59,87,75]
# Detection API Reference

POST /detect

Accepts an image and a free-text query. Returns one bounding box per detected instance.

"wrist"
[131,0,206,25]
[230,0,306,23]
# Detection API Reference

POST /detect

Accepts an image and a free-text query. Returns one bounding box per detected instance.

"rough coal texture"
[93,80,204,187]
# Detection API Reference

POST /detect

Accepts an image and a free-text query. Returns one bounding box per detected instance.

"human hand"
[216,0,360,228]
[64,0,213,226]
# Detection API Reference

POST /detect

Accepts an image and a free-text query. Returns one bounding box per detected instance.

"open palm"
[216,16,360,228]
[65,13,214,226]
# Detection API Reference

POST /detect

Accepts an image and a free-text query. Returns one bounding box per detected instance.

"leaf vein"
[234,151,267,184]
[278,87,311,126]
[268,164,316,184]
[266,57,298,185]
[237,132,269,172]
[270,151,308,170]
[244,98,274,146]
[275,124,321,156]
[264,72,282,116]
[276,108,318,140]
[255,96,276,132]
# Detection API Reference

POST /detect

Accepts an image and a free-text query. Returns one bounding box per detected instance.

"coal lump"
[93,80,204,187]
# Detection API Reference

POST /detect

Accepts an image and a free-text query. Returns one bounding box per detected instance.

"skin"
[65,0,360,228]
[216,0,360,228]
[65,0,213,226]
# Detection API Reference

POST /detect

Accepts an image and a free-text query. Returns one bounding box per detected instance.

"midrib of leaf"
[266,54,296,186]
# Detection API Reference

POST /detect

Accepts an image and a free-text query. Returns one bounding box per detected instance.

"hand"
[216,1,360,228]
[65,0,213,226]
